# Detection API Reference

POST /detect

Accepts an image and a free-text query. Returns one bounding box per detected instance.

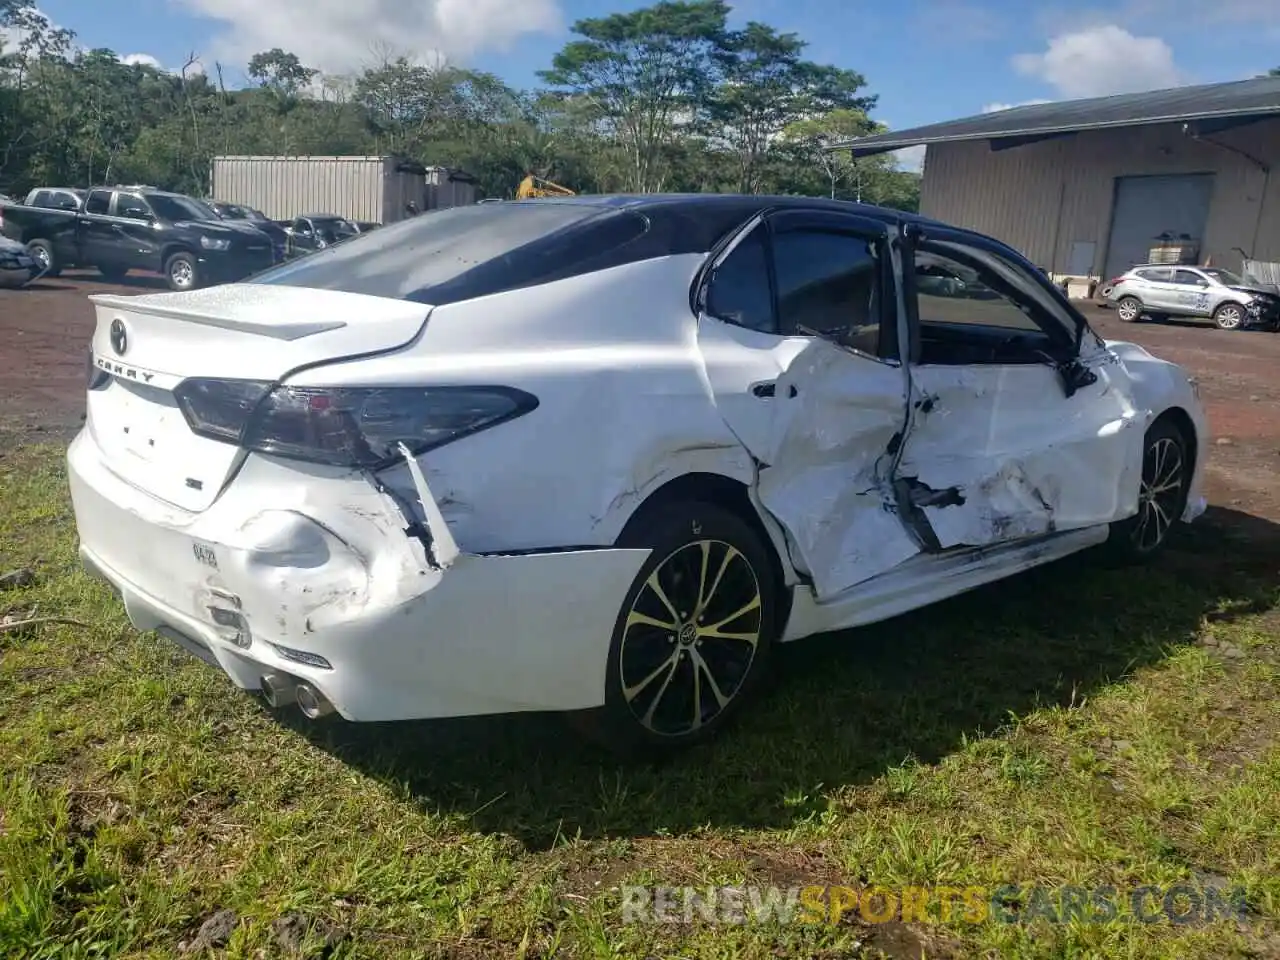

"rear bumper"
[67,429,648,721]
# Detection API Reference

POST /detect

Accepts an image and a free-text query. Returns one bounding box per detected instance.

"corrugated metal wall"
[211,156,426,223]
[919,118,1280,276]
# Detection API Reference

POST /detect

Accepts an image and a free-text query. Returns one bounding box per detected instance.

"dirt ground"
[2,269,1278,526]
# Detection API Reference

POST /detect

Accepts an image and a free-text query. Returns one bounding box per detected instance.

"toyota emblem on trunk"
[109,319,128,355]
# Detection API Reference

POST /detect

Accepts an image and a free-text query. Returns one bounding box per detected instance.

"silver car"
[1106,264,1280,330]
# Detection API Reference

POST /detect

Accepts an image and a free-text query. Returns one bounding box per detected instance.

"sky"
[20,0,1280,172]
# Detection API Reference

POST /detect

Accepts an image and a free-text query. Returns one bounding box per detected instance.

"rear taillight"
[173,380,538,468]
[1106,277,1123,286]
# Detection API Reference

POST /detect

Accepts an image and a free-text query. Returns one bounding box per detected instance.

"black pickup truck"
[0,186,276,290]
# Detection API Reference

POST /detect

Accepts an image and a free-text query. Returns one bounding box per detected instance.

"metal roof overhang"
[838,77,1280,158]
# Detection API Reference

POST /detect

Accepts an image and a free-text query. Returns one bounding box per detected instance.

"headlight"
[200,236,231,251]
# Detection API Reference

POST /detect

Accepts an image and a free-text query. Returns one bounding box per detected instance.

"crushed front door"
[696,209,924,601]
[891,224,1144,551]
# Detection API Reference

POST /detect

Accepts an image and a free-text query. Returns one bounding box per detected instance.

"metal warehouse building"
[845,76,1280,287]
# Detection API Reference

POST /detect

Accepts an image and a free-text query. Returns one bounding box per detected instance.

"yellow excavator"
[515,175,576,199]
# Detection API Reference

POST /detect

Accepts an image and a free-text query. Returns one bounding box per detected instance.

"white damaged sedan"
[69,195,1208,754]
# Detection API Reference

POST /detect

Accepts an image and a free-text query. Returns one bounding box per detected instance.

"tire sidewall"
[592,501,779,755]
[27,240,56,276]
[1106,418,1191,562]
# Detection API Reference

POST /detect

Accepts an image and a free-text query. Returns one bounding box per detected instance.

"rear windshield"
[251,202,650,304]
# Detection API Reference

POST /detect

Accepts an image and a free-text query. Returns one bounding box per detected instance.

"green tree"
[539,0,729,192]
[706,22,875,193]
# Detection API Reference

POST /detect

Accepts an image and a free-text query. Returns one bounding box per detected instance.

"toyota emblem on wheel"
[109,318,128,355]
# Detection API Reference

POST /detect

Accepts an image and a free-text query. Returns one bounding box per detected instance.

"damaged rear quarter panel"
[285,254,762,553]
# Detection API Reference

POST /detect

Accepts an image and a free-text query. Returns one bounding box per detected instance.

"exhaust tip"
[260,673,297,709]
[295,682,335,720]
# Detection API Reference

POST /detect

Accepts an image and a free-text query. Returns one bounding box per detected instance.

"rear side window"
[85,190,111,215]
[1136,267,1172,281]
[253,203,651,305]
[706,229,774,333]
[773,229,880,343]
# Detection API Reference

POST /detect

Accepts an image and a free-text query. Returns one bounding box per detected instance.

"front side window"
[1173,269,1207,286]
[914,248,1041,334]
[705,228,774,334]
[118,195,152,220]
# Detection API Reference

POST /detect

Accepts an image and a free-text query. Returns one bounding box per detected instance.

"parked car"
[0,234,39,288]
[0,187,275,290]
[1106,263,1280,330]
[284,214,359,256]
[68,195,1208,756]
[206,199,288,262]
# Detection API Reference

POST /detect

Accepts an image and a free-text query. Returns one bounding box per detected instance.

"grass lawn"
[1,441,1278,959]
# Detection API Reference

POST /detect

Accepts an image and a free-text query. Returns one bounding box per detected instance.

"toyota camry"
[68,195,1208,755]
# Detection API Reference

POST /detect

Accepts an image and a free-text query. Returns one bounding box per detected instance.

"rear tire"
[1116,296,1143,323]
[1102,418,1191,565]
[569,501,779,758]
[165,251,199,291]
[26,239,58,277]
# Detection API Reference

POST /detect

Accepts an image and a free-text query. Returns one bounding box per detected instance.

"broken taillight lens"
[173,379,538,468]
[173,378,273,442]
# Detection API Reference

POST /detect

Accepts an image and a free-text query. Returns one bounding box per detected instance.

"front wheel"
[1213,301,1246,330]
[1116,297,1143,322]
[571,501,779,757]
[1102,418,1191,564]
[165,251,199,291]
[26,239,58,277]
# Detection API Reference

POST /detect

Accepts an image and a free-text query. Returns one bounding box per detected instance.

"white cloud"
[173,0,562,73]
[120,53,163,68]
[1012,25,1185,99]
[981,98,1053,113]
[892,145,926,174]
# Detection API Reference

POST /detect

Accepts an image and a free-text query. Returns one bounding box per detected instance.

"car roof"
[299,213,349,220]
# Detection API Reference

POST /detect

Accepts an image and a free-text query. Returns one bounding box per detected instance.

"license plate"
[192,542,219,569]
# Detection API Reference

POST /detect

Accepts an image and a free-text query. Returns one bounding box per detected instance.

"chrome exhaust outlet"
[260,673,298,708]
[295,682,335,720]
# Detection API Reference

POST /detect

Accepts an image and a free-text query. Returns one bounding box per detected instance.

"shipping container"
[424,166,478,210]
[210,156,437,225]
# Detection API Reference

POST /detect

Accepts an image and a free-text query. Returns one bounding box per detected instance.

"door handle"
[751,381,797,399]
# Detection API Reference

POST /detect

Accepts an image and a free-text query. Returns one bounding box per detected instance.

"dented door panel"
[699,322,919,600]
[896,355,1144,550]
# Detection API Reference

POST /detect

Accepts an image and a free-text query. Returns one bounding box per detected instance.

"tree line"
[0,0,920,210]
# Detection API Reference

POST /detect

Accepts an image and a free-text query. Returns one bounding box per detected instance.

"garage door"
[1104,174,1215,280]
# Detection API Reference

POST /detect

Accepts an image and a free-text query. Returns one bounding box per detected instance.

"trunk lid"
[87,284,430,512]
